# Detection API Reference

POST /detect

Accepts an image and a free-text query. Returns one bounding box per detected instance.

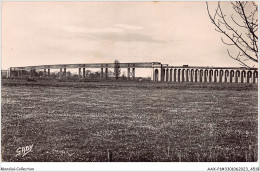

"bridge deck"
[10,62,161,70]
[167,66,258,70]
[10,63,258,71]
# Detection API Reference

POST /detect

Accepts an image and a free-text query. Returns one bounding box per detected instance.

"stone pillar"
[241,72,245,83]
[190,70,193,82]
[204,71,208,82]
[219,71,223,83]
[48,69,50,77]
[100,68,103,78]
[177,70,181,82]
[209,71,212,82]
[247,72,251,83]
[253,71,257,83]
[182,70,185,82]
[194,71,198,82]
[105,68,108,78]
[127,68,130,80]
[78,68,81,78]
[83,68,86,78]
[60,68,63,78]
[170,69,173,82]
[186,70,189,82]
[224,71,228,83]
[132,68,135,79]
[235,73,239,83]
[214,70,218,82]
[230,71,234,83]
[166,69,169,81]
[199,71,203,82]
[64,68,66,78]
[173,69,177,82]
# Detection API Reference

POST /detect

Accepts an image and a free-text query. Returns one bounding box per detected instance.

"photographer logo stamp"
[16,144,34,157]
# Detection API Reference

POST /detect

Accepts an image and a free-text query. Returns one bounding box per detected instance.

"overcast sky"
[2,1,257,73]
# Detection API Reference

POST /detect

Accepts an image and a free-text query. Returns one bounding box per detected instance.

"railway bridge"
[9,62,258,83]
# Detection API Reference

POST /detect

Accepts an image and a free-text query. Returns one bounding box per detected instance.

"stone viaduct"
[9,62,258,83]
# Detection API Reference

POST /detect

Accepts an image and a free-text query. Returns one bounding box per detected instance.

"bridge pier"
[64,68,66,78]
[241,71,246,83]
[161,68,165,81]
[173,69,177,82]
[105,68,108,78]
[204,70,208,82]
[224,70,229,83]
[190,69,194,82]
[247,71,252,83]
[48,69,50,77]
[219,70,223,83]
[165,69,169,82]
[230,71,234,83]
[199,70,203,82]
[127,68,130,80]
[132,68,135,79]
[100,68,103,78]
[186,69,189,82]
[253,71,257,83]
[83,68,86,78]
[169,69,173,81]
[78,68,81,78]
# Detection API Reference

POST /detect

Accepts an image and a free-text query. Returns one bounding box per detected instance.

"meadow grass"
[1,79,258,161]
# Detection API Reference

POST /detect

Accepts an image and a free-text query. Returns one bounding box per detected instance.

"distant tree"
[206,1,258,68]
[114,60,121,79]
[85,70,91,77]
[67,71,72,78]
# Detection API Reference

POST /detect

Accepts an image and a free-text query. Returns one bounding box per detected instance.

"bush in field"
[27,78,37,82]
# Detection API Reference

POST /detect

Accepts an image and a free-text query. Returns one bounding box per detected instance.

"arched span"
[253,70,258,83]
[230,70,234,83]
[241,70,246,83]
[235,70,240,83]
[209,70,213,82]
[199,69,203,82]
[169,69,173,82]
[224,70,229,83]
[204,70,208,82]
[178,69,181,82]
[219,70,224,83]
[186,69,190,82]
[182,69,185,82]
[161,68,165,81]
[195,69,199,82]
[173,69,177,82]
[247,71,252,83]
[190,69,194,82]
[214,70,218,82]
[154,69,159,81]
[166,69,169,82]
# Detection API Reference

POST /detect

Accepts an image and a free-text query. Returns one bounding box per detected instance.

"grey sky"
[2,1,257,73]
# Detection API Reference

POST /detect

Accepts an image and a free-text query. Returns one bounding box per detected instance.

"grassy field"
[1,79,258,162]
